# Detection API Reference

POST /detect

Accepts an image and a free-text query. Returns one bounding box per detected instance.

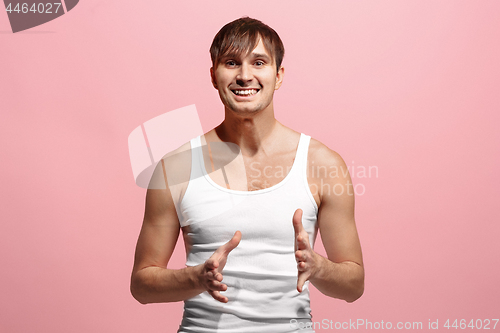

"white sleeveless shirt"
[177,133,318,333]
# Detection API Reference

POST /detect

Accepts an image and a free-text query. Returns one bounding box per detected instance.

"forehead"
[250,39,271,58]
[220,37,275,63]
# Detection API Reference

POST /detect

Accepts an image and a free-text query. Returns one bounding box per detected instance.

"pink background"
[1,1,499,332]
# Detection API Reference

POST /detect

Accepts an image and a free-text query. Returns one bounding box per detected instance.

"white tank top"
[177,133,318,333]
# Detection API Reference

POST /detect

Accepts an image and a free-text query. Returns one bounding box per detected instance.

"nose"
[236,63,253,84]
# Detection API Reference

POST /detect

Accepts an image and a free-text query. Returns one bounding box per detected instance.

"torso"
[164,125,327,209]
[176,129,319,332]
[199,127,322,207]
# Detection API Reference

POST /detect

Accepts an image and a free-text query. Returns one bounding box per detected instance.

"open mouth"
[231,89,260,96]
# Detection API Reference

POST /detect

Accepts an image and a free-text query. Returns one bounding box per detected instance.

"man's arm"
[130,157,241,304]
[130,183,201,304]
[294,140,364,303]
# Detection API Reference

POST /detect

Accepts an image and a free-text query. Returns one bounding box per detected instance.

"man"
[131,17,364,332]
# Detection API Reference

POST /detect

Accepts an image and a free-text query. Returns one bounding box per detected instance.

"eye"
[226,60,237,67]
[255,60,265,66]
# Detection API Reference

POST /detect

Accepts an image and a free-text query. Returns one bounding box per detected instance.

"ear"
[210,67,218,90]
[275,66,284,90]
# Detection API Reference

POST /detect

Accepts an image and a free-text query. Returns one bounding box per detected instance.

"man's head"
[210,17,285,72]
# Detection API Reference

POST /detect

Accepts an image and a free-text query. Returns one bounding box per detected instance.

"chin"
[232,106,264,115]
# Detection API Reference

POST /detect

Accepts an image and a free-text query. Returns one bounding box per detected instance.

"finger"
[297,272,309,293]
[205,258,219,270]
[220,230,242,255]
[295,250,303,262]
[209,290,229,303]
[296,233,310,251]
[295,250,309,263]
[292,209,304,237]
[206,269,223,282]
[208,280,227,292]
[213,271,223,282]
[297,261,307,272]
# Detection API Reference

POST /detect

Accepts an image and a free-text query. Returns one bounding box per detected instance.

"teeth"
[233,89,258,95]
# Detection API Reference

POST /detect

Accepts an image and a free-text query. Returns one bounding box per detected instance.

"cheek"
[215,69,232,81]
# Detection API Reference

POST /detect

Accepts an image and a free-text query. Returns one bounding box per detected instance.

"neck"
[216,103,280,156]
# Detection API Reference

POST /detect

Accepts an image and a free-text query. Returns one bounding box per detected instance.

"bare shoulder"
[147,141,193,190]
[308,137,348,171]
[306,137,353,207]
[162,140,192,165]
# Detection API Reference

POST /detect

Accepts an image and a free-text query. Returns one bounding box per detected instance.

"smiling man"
[130,17,364,333]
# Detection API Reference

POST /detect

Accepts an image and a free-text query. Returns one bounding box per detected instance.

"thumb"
[221,231,242,255]
[292,209,304,235]
[297,273,308,293]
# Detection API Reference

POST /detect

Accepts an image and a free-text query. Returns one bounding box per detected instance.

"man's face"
[211,38,284,116]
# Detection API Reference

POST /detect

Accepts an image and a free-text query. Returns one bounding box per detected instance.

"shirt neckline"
[197,133,304,195]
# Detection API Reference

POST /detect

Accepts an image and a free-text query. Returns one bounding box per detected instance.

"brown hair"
[210,17,285,72]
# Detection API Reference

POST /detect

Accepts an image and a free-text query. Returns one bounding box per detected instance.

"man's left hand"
[293,209,320,293]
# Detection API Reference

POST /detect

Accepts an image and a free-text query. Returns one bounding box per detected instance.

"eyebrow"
[219,52,272,63]
[251,53,271,61]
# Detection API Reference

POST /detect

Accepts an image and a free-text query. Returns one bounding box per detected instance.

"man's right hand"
[198,231,241,303]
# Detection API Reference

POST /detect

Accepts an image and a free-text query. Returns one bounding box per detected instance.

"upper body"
[130,16,364,331]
